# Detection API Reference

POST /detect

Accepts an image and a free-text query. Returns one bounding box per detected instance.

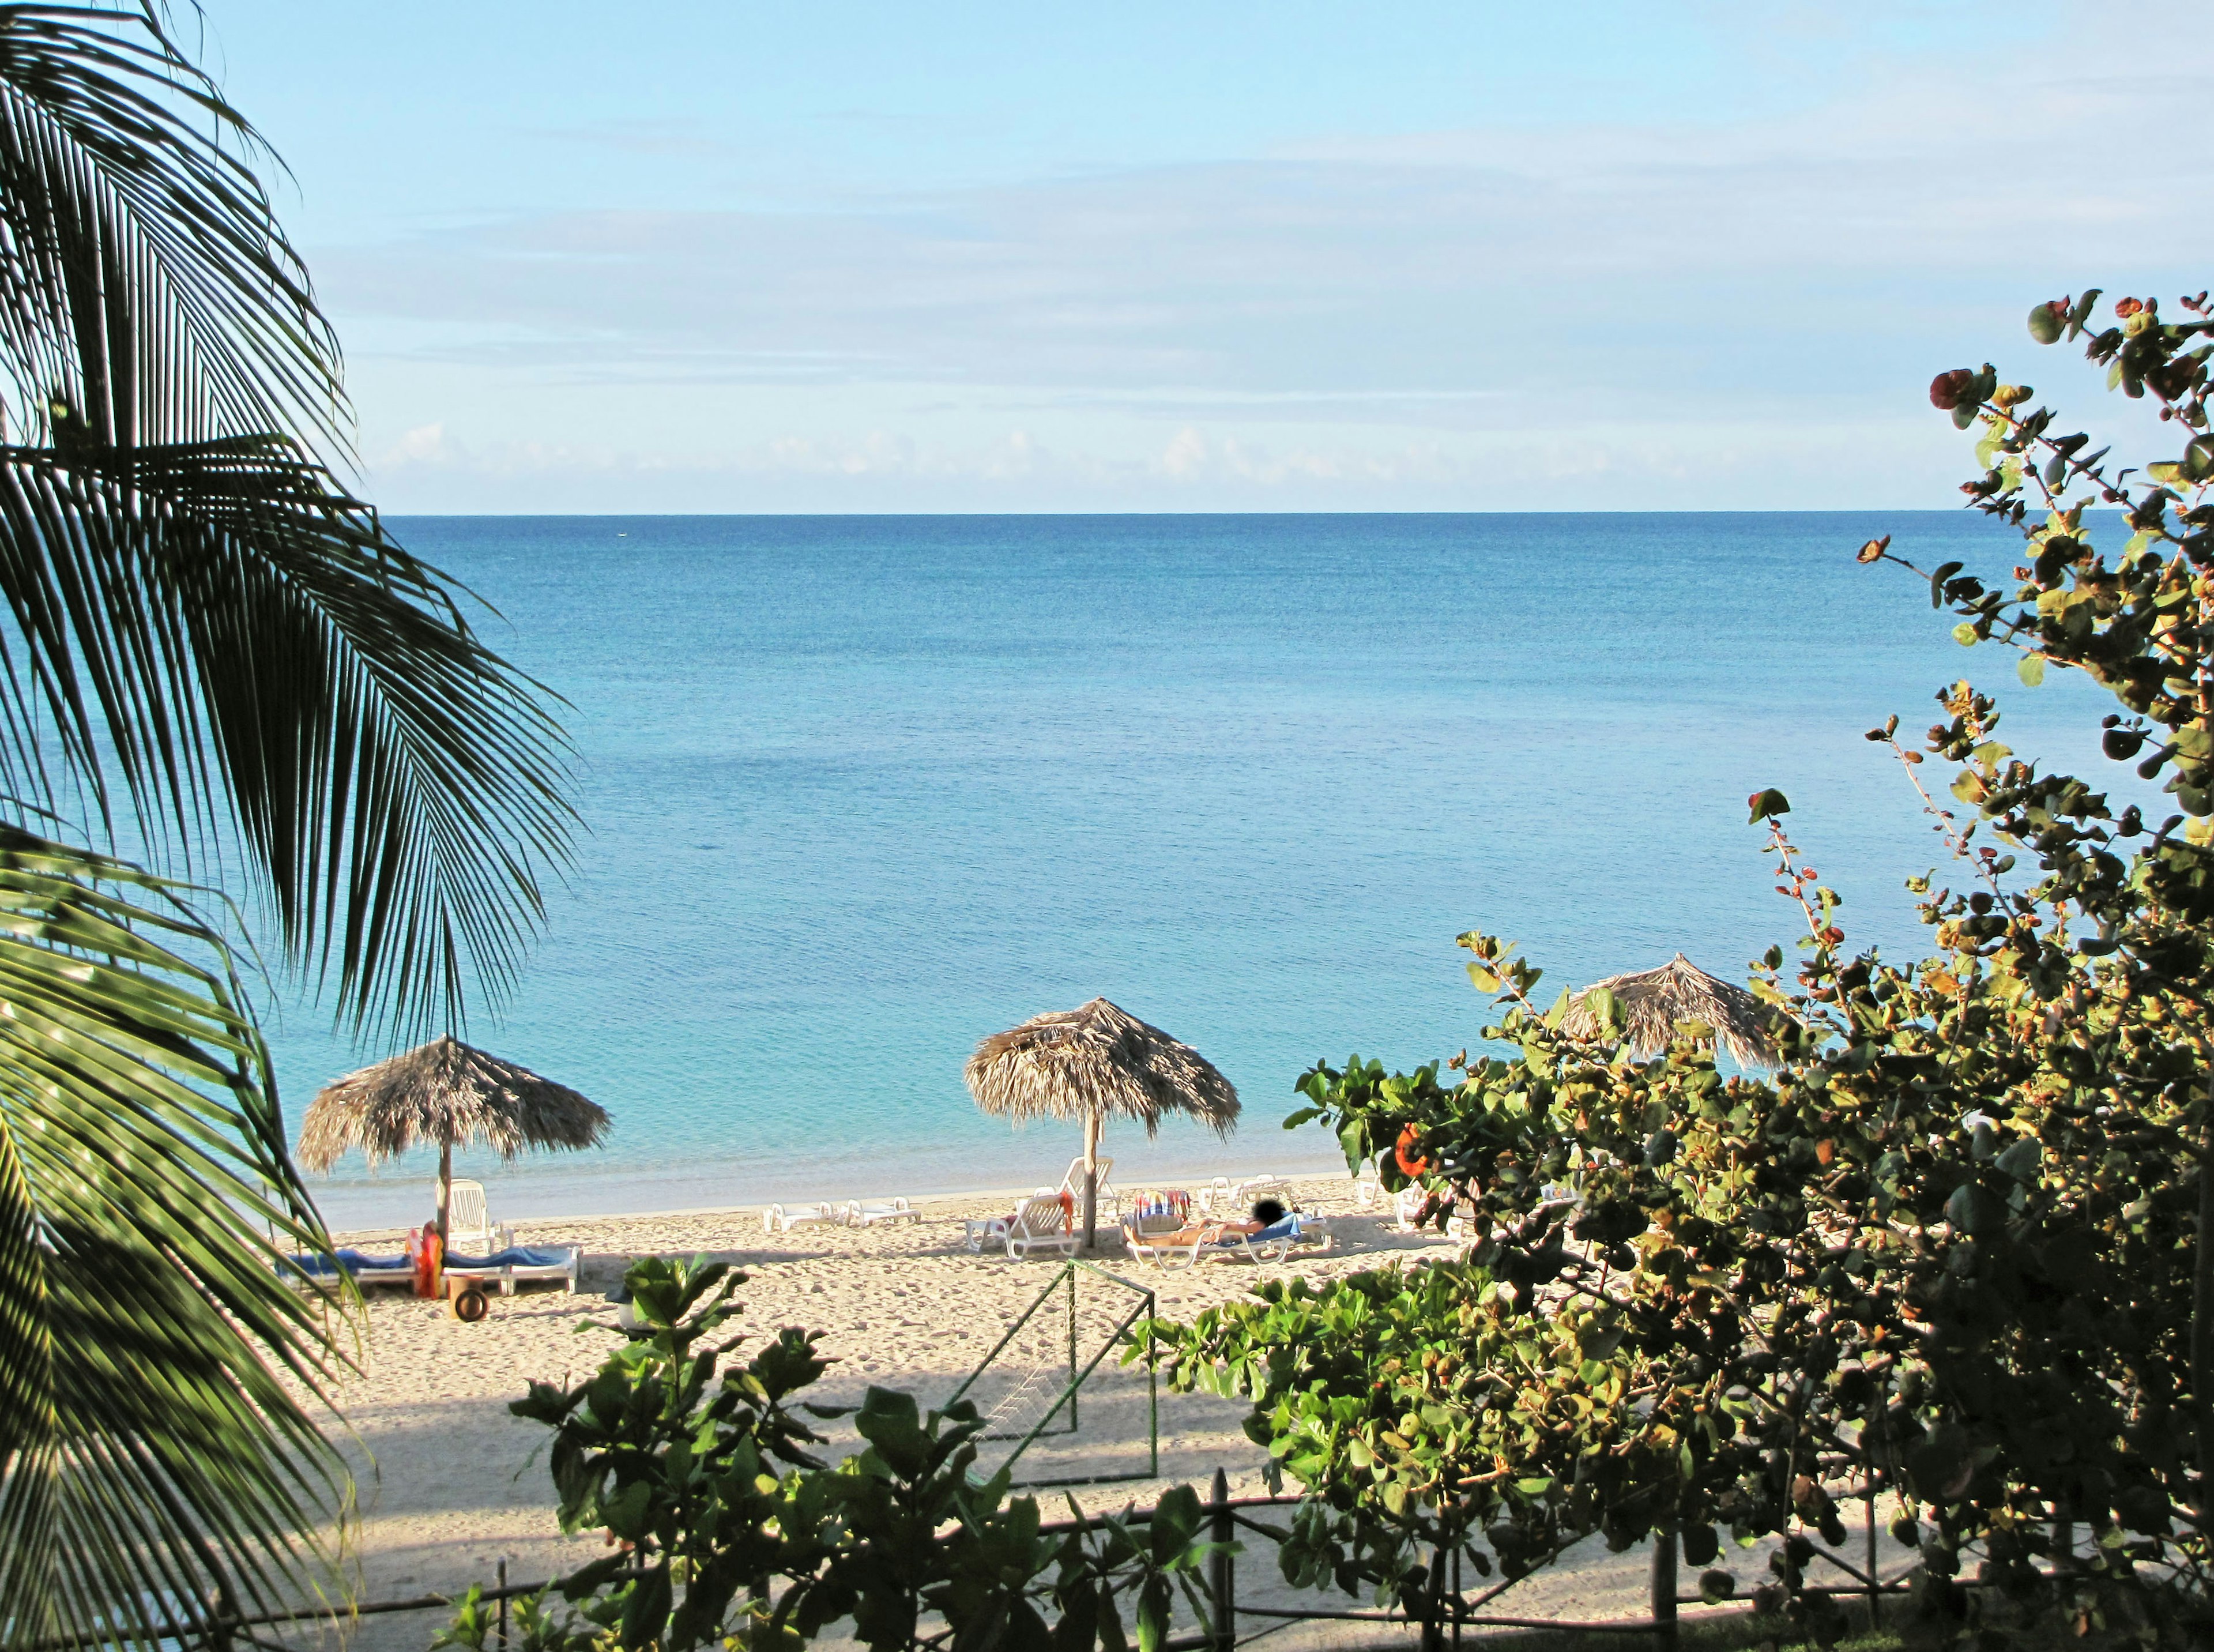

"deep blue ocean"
[283,513,2136,1230]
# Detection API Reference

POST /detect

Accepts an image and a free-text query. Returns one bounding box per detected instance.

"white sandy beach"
[298,1175,1784,1651]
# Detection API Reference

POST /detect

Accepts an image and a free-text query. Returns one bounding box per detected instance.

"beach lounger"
[966,1193,1078,1259]
[442,1244,581,1295]
[441,1179,509,1252]
[1351,1162,1382,1210]
[1125,1213,1329,1271]
[281,1247,415,1289]
[966,1188,1063,1251]
[763,1201,841,1233]
[1042,1156,1121,1222]
[1392,1184,1432,1233]
[841,1197,921,1228]
[1196,1172,1287,1217]
[1004,1194,1080,1260]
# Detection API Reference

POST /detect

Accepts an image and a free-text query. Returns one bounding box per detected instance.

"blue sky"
[194,0,2205,511]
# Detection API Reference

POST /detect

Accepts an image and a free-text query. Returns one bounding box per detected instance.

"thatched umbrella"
[296,1035,609,1248]
[1559,952,1784,1067]
[965,997,1240,1249]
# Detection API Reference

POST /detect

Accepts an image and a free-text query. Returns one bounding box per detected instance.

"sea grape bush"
[437,1254,1237,1652]
[1136,291,2214,1649]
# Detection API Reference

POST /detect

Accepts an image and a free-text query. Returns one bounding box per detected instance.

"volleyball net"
[945,1259,1159,1488]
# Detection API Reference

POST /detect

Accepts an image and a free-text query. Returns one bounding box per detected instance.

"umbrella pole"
[436,1139,453,1253]
[1082,1111,1101,1251]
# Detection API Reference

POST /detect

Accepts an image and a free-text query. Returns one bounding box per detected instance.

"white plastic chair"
[1044,1157,1120,1223]
[441,1179,506,1251]
[1001,1194,1080,1260]
[1392,1184,1430,1233]
[763,1201,841,1233]
[842,1198,921,1228]
[1197,1173,1287,1218]
[1127,1214,1330,1271]
[1351,1162,1382,1210]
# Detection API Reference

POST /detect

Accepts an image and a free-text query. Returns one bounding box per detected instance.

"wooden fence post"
[1210,1467,1235,1652]
[1650,1530,1678,1652]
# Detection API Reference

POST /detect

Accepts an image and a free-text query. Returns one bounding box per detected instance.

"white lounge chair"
[1351,1162,1382,1210]
[441,1179,508,1252]
[1004,1194,1080,1260]
[443,1243,581,1296]
[842,1198,921,1228]
[1042,1157,1120,1223]
[1127,1213,1330,1271]
[282,1248,414,1290]
[1196,1173,1287,1217]
[763,1201,841,1233]
[1392,1184,1432,1233]
[963,1194,1079,1259]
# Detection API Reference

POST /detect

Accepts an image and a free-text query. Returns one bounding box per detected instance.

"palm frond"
[0,822,349,1652]
[0,5,342,454]
[0,436,575,1036]
[0,6,575,1037]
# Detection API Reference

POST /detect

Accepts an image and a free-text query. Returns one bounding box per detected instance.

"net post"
[1649,1530,1678,1652]
[1146,1285,1159,1480]
[1210,1466,1234,1652]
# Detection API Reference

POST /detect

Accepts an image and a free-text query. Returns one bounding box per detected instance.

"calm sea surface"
[279,513,2132,1230]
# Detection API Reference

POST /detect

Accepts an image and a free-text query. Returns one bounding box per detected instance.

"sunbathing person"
[1149,1196,1290,1248]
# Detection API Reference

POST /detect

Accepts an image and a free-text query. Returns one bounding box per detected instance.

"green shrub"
[1138,292,2214,1650]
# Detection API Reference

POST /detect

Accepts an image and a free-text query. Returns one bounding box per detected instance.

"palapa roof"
[1559,953,1786,1068]
[295,1035,609,1172]
[965,997,1240,1139]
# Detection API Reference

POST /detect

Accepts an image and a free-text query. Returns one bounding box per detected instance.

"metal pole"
[1421,1541,1447,1652]
[1210,1467,1235,1652]
[1451,1536,1463,1652]
[1865,1398,1882,1636]
[497,1558,509,1652]
[1648,1530,1678,1652]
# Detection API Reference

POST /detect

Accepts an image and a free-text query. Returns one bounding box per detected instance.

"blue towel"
[1215,1216,1301,1247]
[444,1245,571,1270]
[284,1248,408,1278]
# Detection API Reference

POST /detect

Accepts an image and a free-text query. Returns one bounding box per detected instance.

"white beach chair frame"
[1195,1173,1289,1217]
[842,1198,921,1228]
[1351,1162,1382,1210]
[1392,1184,1431,1233]
[1044,1156,1121,1223]
[763,1201,842,1234]
[442,1179,504,1252]
[1001,1193,1079,1260]
[1125,1215,1330,1271]
[285,1254,414,1292]
[443,1244,581,1296]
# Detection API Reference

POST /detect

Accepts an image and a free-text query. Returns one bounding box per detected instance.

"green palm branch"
[0,825,344,1651]
[0,4,574,1038]
[0,3,579,1647]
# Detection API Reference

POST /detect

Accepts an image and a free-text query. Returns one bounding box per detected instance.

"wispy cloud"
[324,25,2209,510]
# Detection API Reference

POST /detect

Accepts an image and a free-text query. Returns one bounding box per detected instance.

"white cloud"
[320,18,2208,510]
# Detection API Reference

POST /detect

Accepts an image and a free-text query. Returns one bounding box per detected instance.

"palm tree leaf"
[0,437,575,1035]
[0,5,343,453]
[0,822,348,1652]
[0,6,575,1036]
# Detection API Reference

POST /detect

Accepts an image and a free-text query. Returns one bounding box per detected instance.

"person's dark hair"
[1251,1198,1287,1226]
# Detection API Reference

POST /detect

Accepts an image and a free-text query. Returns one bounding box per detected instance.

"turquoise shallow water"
[277,513,2126,1230]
